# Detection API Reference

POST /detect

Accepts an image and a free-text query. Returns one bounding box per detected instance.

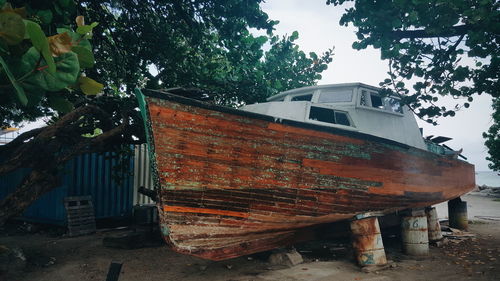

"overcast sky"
[261,0,494,171]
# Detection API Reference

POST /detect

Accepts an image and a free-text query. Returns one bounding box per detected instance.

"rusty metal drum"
[426,207,443,241]
[401,215,429,255]
[350,217,387,266]
[448,198,468,230]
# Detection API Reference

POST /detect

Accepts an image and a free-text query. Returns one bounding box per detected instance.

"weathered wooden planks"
[141,91,475,261]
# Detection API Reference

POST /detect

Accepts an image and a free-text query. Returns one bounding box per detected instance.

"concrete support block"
[268,248,303,267]
[350,216,387,266]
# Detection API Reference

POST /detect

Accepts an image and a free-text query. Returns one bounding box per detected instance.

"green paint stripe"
[134,88,162,193]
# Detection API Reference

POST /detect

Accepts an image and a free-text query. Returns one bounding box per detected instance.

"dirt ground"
[1,195,499,281]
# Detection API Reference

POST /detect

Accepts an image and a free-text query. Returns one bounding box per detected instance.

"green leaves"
[36,10,53,24]
[25,20,56,73]
[48,94,74,113]
[0,10,99,111]
[76,22,98,35]
[79,76,103,95]
[24,51,79,92]
[0,10,24,45]
[15,47,79,93]
[72,45,94,68]
[0,55,27,105]
[484,98,500,171]
[331,0,497,118]
[57,27,92,49]
[57,0,71,8]
[331,0,500,169]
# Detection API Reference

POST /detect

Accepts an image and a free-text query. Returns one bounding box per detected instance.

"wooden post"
[425,207,443,242]
[106,261,123,281]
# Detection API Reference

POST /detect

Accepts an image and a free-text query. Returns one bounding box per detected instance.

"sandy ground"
[1,194,499,281]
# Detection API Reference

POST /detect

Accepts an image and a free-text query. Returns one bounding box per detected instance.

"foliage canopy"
[0,0,103,127]
[328,0,499,170]
[81,1,332,105]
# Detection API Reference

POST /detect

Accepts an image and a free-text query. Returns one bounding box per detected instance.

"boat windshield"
[360,90,403,114]
[309,106,351,126]
[291,93,313,101]
[318,90,353,103]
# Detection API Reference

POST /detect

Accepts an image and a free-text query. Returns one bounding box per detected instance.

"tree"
[327,0,499,169]
[0,0,143,223]
[0,0,104,127]
[80,1,332,104]
[0,0,333,224]
[483,98,499,170]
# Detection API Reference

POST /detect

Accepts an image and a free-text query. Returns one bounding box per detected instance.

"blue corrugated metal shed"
[0,151,134,225]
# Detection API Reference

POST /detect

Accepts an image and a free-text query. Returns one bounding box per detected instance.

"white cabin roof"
[267,83,380,102]
[241,83,427,150]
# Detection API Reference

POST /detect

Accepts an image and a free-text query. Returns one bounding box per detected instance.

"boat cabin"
[241,83,427,150]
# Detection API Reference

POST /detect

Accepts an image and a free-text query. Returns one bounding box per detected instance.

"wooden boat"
[135,83,475,261]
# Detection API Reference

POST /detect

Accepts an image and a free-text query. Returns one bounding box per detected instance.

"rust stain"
[350,217,380,236]
[350,217,386,266]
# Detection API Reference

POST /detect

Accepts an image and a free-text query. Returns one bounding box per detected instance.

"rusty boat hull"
[136,89,475,261]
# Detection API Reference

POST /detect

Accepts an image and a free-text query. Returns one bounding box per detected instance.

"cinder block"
[268,248,303,267]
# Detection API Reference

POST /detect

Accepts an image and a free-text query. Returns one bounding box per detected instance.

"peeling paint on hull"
[138,90,475,261]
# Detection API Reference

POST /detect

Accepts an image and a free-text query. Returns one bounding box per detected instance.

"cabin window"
[309,107,335,123]
[291,94,313,101]
[360,89,404,114]
[309,106,351,126]
[370,94,384,109]
[318,90,353,103]
[334,112,350,126]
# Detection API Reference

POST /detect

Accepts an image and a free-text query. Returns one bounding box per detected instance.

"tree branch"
[0,127,45,153]
[391,25,471,40]
[0,105,115,176]
[0,167,60,225]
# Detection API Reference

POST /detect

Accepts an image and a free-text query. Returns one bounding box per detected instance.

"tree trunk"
[0,167,60,225]
[0,105,143,226]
